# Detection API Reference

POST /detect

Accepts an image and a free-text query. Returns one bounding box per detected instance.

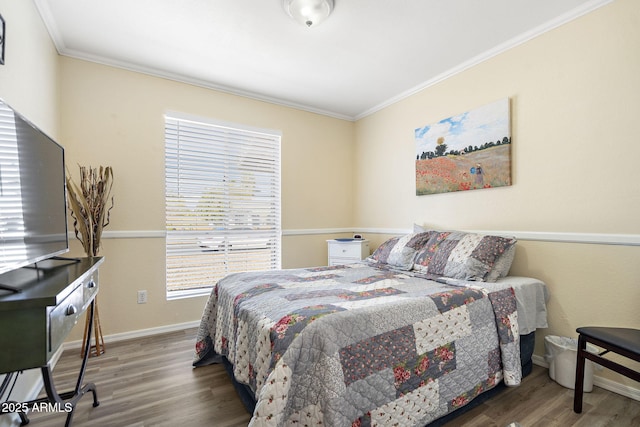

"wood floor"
[22,328,639,427]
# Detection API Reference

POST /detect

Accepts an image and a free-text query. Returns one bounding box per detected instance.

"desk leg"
[20,301,100,426]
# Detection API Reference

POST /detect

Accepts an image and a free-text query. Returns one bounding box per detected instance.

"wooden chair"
[573,327,640,413]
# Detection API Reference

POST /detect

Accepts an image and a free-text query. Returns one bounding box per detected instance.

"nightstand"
[327,239,370,266]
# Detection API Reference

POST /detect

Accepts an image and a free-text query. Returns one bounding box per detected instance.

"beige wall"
[59,58,355,232]
[58,58,355,339]
[355,0,639,233]
[354,0,640,390]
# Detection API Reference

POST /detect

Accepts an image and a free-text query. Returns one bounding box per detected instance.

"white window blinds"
[164,112,281,298]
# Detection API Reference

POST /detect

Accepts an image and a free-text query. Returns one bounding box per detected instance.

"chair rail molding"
[95,229,640,247]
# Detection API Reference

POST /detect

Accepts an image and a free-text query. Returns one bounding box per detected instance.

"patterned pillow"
[413,231,451,272]
[485,244,516,282]
[366,232,434,270]
[413,231,516,282]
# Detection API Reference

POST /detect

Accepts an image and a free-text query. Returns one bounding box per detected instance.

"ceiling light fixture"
[283,0,334,28]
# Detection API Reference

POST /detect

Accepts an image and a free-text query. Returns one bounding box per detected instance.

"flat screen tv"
[0,98,69,279]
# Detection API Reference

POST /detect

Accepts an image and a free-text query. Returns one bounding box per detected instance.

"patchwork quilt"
[194,263,521,427]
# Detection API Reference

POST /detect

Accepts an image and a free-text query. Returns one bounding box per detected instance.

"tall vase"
[66,166,114,358]
[82,242,106,358]
[82,294,105,357]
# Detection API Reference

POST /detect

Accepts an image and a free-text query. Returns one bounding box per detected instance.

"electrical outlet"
[137,290,148,304]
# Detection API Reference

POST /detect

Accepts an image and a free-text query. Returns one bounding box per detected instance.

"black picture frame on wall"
[0,14,5,65]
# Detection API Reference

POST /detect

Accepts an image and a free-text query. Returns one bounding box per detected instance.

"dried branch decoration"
[66,165,114,256]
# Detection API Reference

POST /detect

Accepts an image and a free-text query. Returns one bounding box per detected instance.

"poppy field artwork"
[415,98,511,196]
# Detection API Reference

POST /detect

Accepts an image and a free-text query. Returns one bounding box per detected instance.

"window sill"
[166,288,212,300]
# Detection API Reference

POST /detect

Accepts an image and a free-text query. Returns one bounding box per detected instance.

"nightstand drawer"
[328,243,364,258]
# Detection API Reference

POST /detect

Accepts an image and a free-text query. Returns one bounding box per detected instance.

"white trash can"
[544,335,597,392]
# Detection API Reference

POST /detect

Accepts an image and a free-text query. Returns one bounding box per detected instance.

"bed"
[194,230,549,426]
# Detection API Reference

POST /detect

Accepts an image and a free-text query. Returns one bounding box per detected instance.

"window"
[164,112,281,299]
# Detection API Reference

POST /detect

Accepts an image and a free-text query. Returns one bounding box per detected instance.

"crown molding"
[36,0,613,122]
[61,47,356,121]
[354,0,614,120]
[33,1,352,121]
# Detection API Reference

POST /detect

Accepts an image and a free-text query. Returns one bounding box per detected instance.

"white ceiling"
[35,0,610,120]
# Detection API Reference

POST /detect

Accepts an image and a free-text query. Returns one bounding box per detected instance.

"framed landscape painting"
[415,98,511,195]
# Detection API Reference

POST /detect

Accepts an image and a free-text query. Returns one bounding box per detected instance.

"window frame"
[164,111,282,300]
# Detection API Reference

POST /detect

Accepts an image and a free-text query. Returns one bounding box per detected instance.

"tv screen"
[0,99,69,276]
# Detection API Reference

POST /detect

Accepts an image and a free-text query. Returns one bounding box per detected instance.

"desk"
[0,257,103,426]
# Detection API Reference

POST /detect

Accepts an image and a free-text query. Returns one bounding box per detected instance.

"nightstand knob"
[66,304,78,316]
[87,280,96,288]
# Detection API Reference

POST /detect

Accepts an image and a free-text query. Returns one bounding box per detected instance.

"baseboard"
[62,320,201,350]
[532,354,639,401]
